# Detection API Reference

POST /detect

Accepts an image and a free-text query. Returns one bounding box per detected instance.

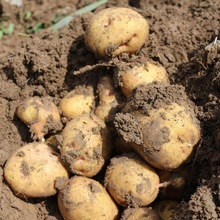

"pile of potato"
[3,7,201,220]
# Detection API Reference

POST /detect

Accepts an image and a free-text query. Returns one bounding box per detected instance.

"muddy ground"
[0,0,219,219]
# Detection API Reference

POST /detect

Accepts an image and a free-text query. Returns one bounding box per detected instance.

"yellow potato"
[4,142,69,198]
[121,207,161,220]
[85,7,149,57]
[16,96,62,140]
[59,87,95,120]
[115,84,201,170]
[115,61,169,96]
[153,200,179,220]
[58,176,119,220]
[61,113,112,177]
[104,153,159,207]
[95,75,122,122]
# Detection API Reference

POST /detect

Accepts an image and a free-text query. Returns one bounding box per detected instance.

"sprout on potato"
[61,113,112,177]
[115,60,169,96]
[58,176,119,220]
[4,142,69,198]
[59,86,95,120]
[16,96,62,140]
[114,83,201,170]
[104,153,160,207]
[85,7,149,58]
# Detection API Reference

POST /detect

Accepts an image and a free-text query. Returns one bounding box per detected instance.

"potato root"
[4,142,69,198]
[85,7,149,58]
[61,113,112,177]
[104,153,159,207]
[58,176,119,220]
[115,61,169,96]
[16,96,62,140]
[114,83,201,170]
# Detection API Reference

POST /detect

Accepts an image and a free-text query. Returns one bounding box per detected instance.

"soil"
[0,0,219,219]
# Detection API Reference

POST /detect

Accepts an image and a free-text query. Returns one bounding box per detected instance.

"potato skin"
[59,88,95,120]
[85,7,149,58]
[58,176,119,220]
[104,153,159,207]
[95,75,121,122]
[4,142,69,198]
[61,113,112,177]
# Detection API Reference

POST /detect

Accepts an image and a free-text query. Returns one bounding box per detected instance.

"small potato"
[58,176,119,220]
[16,96,62,140]
[85,7,149,58]
[114,84,201,170]
[61,113,112,177]
[4,142,69,198]
[121,207,161,220]
[95,75,122,122]
[153,200,179,220]
[115,61,169,96]
[104,153,159,207]
[59,86,95,120]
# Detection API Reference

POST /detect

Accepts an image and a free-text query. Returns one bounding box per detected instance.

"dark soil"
[0,0,219,219]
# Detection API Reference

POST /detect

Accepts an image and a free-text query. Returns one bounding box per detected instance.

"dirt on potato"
[0,0,220,219]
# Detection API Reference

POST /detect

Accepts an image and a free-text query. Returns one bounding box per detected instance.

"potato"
[115,61,169,96]
[59,86,95,120]
[121,207,161,220]
[58,176,119,220]
[104,153,159,207]
[61,113,112,177]
[16,96,62,140]
[85,7,149,58]
[153,200,179,220]
[95,75,122,122]
[114,83,201,170]
[4,142,69,198]
[158,165,192,200]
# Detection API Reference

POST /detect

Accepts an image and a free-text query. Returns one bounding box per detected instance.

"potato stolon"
[4,142,69,198]
[114,83,201,170]
[58,176,119,220]
[61,113,112,177]
[85,7,149,58]
[104,153,160,207]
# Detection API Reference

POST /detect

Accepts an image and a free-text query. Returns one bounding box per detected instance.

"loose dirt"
[0,0,219,219]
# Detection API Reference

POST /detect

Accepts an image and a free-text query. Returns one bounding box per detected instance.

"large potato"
[115,61,169,96]
[58,176,119,220]
[4,142,69,198]
[104,153,159,207]
[61,113,112,177]
[85,7,149,58]
[114,83,201,170]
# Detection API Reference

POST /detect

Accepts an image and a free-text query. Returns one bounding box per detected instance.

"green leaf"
[24,11,32,20]
[4,23,14,35]
[33,22,45,32]
[0,30,4,39]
